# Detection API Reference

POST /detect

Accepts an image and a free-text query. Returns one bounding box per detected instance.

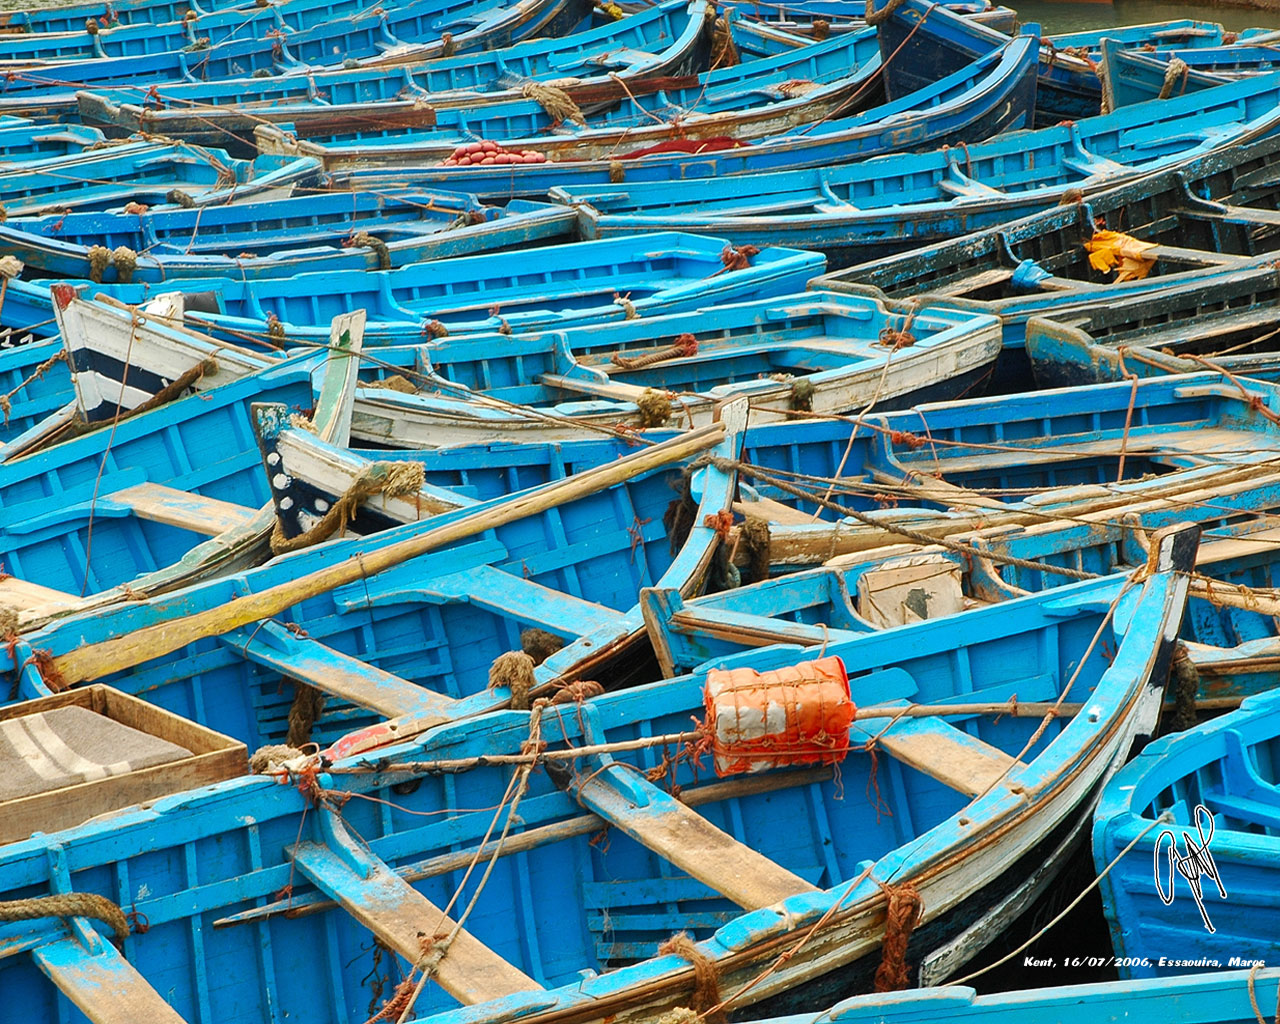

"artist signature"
[1153,804,1227,934]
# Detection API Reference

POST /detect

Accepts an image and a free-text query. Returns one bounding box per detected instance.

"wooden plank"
[1196,526,1280,567]
[422,565,625,636]
[0,576,78,614]
[34,937,188,1024]
[572,765,815,910]
[109,483,257,536]
[223,624,451,721]
[927,268,1013,298]
[290,814,540,1005]
[851,707,1021,797]
[732,497,816,526]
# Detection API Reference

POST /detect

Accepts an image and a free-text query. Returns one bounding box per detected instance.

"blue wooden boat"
[1094,685,1280,977]
[557,71,1280,268]
[0,0,261,35]
[733,972,1280,1024]
[0,338,73,444]
[0,0,592,103]
[0,304,364,610]
[325,31,1037,199]
[0,0,391,65]
[815,125,1280,386]
[74,0,715,152]
[52,281,996,444]
[0,188,575,284]
[0,526,1196,1020]
[724,0,1017,35]
[0,142,318,216]
[20,232,824,345]
[1100,37,1241,107]
[254,27,888,169]
[0,121,105,164]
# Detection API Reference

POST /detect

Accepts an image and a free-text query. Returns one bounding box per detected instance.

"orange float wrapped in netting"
[702,655,855,777]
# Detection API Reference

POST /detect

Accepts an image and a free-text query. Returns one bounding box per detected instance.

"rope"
[347,230,391,270]
[711,457,1098,580]
[864,0,904,26]
[1157,57,1189,101]
[614,294,637,319]
[658,933,726,1023]
[270,461,425,554]
[0,893,129,939]
[520,628,564,665]
[488,651,535,710]
[287,680,326,748]
[872,881,922,991]
[636,388,675,427]
[710,13,739,68]
[83,245,140,283]
[610,333,698,369]
[249,743,304,774]
[110,358,217,424]
[1168,642,1200,732]
[521,83,585,126]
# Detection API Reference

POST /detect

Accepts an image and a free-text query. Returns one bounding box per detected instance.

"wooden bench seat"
[35,936,188,1024]
[109,483,258,536]
[851,702,1022,797]
[291,812,540,1005]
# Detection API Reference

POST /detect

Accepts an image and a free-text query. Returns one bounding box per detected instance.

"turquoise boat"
[0,526,1197,1021]
[1094,686,1280,977]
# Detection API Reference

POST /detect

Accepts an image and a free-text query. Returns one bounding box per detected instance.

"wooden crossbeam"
[34,936,188,1024]
[109,483,257,537]
[290,812,540,1005]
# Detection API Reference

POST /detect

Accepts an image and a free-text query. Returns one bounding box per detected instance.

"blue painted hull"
[325,32,1037,199]
[0,529,1194,1022]
[0,190,576,283]
[1095,687,1280,977]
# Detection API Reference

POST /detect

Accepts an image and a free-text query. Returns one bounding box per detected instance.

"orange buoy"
[703,655,854,776]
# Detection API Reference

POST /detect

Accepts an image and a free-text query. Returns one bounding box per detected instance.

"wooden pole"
[55,422,727,685]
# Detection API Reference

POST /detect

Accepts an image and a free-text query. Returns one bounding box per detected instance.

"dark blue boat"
[325,30,1037,199]
[73,0,716,152]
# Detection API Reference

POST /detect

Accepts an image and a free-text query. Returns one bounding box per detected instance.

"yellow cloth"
[1085,230,1158,282]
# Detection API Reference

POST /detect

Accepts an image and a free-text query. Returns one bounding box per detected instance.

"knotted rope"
[0,893,129,940]
[610,333,698,369]
[488,650,535,710]
[636,388,674,427]
[865,0,905,26]
[1157,57,1189,100]
[549,679,604,704]
[347,230,391,269]
[269,461,426,554]
[520,628,564,665]
[810,18,829,39]
[287,680,326,748]
[166,188,196,208]
[657,932,726,1023]
[84,244,139,283]
[249,744,304,774]
[614,294,638,319]
[872,881,922,991]
[710,13,739,67]
[521,83,585,126]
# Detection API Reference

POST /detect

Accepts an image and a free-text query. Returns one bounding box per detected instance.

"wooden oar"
[55,421,727,685]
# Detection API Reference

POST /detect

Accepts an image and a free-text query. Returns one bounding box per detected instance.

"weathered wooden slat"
[222,623,449,721]
[109,483,258,536]
[290,812,540,1005]
[34,937,189,1024]
[852,706,1021,797]
[0,577,79,615]
[572,765,815,910]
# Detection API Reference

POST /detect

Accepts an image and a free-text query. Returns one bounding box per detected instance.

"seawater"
[1016,0,1280,33]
